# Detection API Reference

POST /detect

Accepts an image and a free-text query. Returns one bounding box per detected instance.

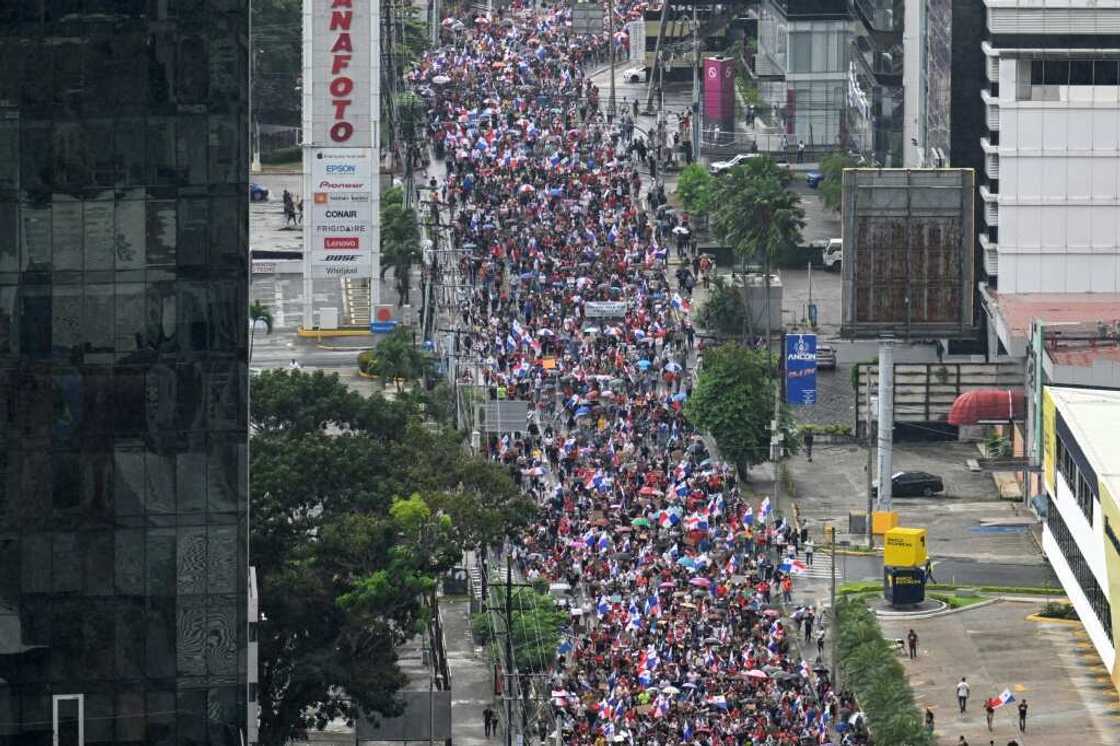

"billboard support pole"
[865,373,874,548]
[371,0,382,315]
[301,0,314,331]
[876,339,894,510]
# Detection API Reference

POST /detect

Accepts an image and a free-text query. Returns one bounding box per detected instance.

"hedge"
[836,596,934,746]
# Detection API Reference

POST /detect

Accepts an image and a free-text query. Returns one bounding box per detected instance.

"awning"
[947,389,1025,425]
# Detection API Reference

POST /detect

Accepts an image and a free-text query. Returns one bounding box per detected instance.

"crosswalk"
[794,551,835,582]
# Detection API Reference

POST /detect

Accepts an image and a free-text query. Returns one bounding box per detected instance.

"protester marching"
[408,3,868,742]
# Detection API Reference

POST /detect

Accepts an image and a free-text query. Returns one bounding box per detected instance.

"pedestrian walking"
[907,628,918,659]
[925,707,935,734]
[816,628,825,659]
[925,557,937,583]
[803,609,814,642]
[797,139,806,162]
[1017,699,1027,732]
[780,574,793,603]
[804,537,814,566]
[985,698,995,731]
[803,430,814,461]
[957,677,970,713]
[958,738,969,746]
[483,705,494,737]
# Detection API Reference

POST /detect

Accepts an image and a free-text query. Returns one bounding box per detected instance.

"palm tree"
[380,200,423,307]
[249,300,273,362]
[711,157,805,350]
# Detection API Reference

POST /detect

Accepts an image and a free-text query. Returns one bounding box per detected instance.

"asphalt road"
[829,552,1057,588]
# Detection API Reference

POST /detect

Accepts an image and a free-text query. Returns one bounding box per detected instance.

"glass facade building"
[0,2,249,744]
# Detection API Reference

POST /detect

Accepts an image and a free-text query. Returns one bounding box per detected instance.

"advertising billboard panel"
[840,168,976,339]
[309,0,374,147]
[785,332,817,405]
[307,147,374,277]
[704,57,735,125]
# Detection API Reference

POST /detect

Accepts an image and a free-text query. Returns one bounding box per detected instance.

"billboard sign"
[585,301,628,318]
[309,0,374,147]
[840,168,976,339]
[785,333,817,406]
[704,57,735,125]
[307,147,374,277]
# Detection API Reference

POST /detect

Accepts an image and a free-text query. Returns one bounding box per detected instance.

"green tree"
[676,163,714,218]
[711,157,805,344]
[375,325,429,391]
[380,193,423,307]
[472,588,567,674]
[819,150,860,212]
[251,372,532,745]
[695,275,748,338]
[684,343,797,478]
[249,300,273,363]
[251,0,302,127]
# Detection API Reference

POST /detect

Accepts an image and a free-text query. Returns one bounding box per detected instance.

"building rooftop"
[988,291,1120,337]
[1047,386,1120,475]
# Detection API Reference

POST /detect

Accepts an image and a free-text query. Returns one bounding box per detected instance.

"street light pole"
[691,1,701,161]
[504,555,514,746]
[607,0,617,122]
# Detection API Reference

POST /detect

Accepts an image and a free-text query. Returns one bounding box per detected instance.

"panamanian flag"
[988,689,1016,709]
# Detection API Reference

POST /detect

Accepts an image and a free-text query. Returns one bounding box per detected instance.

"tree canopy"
[684,344,798,477]
[695,275,749,339]
[676,163,715,218]
[710,157,805,267]
[819,151,860,212]
[251,371,535,746]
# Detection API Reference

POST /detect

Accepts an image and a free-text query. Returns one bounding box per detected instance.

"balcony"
[986,152,999,179]
[980,190,999,226]
[980,232,999,277]
[981,89,1000,130]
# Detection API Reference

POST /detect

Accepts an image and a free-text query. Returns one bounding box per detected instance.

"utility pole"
[607,0,617,122]
[876,339,895,510]
[865,373,874,548]
[770,371,783,517]
[504,555,514,746]
[690,1,701,161]
[828,522,838,687]
[644,0,672,115]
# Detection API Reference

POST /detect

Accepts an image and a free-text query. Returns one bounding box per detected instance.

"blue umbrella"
[575,406,592,417]
[672,392,688,402]
[637,360,652,370]
[677,557,696,568]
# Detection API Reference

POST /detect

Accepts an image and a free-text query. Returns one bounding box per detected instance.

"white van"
[821,238,842,270]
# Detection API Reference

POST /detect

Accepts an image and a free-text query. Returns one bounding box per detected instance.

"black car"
[872,471,945,498]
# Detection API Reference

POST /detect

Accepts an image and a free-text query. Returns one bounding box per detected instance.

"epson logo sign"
[326,164,357,174]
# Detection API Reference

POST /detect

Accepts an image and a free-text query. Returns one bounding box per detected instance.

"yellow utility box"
[884,527,928,568]
[871,511,899,536]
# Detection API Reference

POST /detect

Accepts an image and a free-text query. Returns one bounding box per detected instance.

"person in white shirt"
[956,677,971,712]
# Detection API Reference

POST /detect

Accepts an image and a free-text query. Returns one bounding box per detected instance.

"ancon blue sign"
[784,333,817,406]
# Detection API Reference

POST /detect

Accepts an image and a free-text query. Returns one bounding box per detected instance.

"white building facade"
[980,0,1120,292]
[1039,387,1120,688]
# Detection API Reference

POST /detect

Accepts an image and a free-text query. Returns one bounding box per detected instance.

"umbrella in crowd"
[406,5,856,743]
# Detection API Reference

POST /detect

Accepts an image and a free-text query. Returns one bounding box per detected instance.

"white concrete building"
[980,0,1120,293]
[755,0,851,152]
[1039,387,1120,689]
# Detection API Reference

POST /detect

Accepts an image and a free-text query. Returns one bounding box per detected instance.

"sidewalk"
[441,594,503,746]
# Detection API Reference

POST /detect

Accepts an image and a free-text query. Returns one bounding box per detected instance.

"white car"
[622,66,646,84]
[709,153,758,174]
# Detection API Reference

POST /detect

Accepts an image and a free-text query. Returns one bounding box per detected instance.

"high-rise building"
[756,0,851,154]
[978,0,1120,293]
[0,3,249,744]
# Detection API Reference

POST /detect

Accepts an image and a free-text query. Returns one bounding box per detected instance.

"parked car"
[806,170,823,188]
[622,66,646,84]
[872,471,945,498]
[709,153,758,174]
[821,238,842,270]
[816,344,836,370]
[250,182,270,201]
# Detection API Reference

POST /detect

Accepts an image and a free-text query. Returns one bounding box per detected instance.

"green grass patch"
[838,581,881,595]
[836,596,934,745]
[929,592,985,609]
